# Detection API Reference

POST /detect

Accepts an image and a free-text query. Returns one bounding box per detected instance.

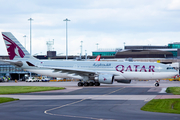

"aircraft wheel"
[78,82,84,87]
[84,82,89,86]
[89,82,94,86]
[95,82,100,86]
[155,83,159,87]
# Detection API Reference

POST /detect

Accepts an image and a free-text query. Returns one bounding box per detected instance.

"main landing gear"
[78,81,100,87]
[154,80,160,87]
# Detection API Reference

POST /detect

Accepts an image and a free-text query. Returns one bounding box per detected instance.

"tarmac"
[154,95,180,99]
[0,80,180,120]
[1,80,180,100]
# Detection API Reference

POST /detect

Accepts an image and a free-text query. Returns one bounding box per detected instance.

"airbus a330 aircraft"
[1,32,179,87]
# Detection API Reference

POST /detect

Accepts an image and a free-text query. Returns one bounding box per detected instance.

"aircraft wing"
[38,66,100,75]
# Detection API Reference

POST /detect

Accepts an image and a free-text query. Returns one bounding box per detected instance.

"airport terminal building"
[92,42,180,58]
[0,61,29,80]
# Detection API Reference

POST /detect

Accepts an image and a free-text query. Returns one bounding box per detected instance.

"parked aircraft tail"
[95,55,101,61]
[2,32,36,60]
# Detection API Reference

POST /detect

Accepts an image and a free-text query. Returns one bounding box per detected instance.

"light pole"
[63,18,70,60]
[80,41,83,59]
[28,18,33,55]
[28,18,33,79]
[124,42,126,49]
[23,35,26,49]
[85,50,87,60]
[81,41,83,55]
[96,43,99,50]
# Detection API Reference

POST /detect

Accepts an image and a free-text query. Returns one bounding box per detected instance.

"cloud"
[168,0,180,10]
[0,0,180,56]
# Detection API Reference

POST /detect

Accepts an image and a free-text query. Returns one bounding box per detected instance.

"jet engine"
[116,80,131,84]
[95,74,114,84]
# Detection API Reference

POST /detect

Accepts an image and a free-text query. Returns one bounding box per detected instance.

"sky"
[0,0,180,56]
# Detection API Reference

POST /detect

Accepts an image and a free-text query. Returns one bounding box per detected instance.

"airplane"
[95,55,101,61]
[1,32,179,87]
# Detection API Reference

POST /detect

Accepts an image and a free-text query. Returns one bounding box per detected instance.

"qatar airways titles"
[116,65,155,73]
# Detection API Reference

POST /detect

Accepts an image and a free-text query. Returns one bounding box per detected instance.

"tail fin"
[2,32,35,60]
[95,55,101,61]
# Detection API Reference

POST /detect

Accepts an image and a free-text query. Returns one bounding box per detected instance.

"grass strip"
[166,87,180,95]
[0,97,19,103]
[141,99,180,114]
[0,86,64,94]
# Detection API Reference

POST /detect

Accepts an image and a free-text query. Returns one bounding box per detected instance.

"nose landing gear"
[154,80,160,87]
[155,82,159,87]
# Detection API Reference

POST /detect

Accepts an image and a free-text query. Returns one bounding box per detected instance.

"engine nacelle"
[116,80,131,84]
[95,74,114,84]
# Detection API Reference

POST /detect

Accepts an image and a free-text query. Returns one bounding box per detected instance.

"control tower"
[46,39,54,51]
[46,39,56,57]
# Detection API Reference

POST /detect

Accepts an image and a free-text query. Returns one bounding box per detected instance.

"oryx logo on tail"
[2,34,25,60]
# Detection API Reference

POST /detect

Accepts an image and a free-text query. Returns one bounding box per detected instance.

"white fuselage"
[22,60,178,80]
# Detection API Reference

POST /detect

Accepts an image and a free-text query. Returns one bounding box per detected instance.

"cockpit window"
[167,67,174,69]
